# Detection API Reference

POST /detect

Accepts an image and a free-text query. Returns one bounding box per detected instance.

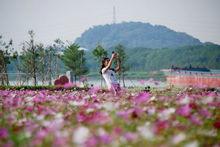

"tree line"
[0,31,129,86]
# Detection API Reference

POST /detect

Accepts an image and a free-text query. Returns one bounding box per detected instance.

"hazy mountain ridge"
[75,22,202,49]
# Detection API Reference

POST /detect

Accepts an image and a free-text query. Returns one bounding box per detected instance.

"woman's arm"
[102,53,116,73]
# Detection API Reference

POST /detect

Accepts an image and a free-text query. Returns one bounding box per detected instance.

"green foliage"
[61,44,88,80]
[92,45,108,86]
[6,44,220,81]
[114,44,129,87]
[115,44,129,73]
[19,30,40,86]
[92,44,108,62]
[127,44,220,71]
[0,36,15,85]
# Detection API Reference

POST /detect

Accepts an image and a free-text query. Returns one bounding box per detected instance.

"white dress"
[102,68,118,90]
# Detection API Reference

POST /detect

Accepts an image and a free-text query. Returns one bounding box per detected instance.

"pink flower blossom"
[77,111,110,124]
[124,132,138,141]
[176,104,191,117]
[99,134,113,144]
[153,120,169,134]
[134,92,151,105]
[190,115,202,125]
[198,108,212,118]
[85,136,98,147]
[0,128,9,139]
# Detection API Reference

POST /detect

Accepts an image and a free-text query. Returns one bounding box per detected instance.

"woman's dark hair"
[100,57,110,74]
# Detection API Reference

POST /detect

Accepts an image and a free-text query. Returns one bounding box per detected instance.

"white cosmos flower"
[69,100,85,106]
[83,95,90,99]
[197,129,217,137]
[147,107,156,115]
[73,126,90,144]
[172,133,186,145]
[149,96,156,101]
[180,95,190,104]
[25,96,33,102]
[36,115,45,121]
[97,128,107,136]
[55,113,63,119]
[202,96,214,104]
[102,102,118,111]
[42,120,51,127]
[184,141,199,147]
[137,122,154,140]
[24,131,31,138]
[86,108,94,113]
[158,107,175,120]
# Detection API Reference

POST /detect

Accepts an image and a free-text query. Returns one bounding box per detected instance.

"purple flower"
[198,108,212,118]
[190,115,202,125]
[0,128,9,139]
[117,110,129,120]
[124,132,138,141]
[135,92,150,105]
[176,104,191,117]
[36,129,48,140]
[85,136,98,147]
[89,86,100,95]
[99,134,112,144]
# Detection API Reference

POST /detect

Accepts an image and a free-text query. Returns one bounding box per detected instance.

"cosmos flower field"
[0,85,220,147]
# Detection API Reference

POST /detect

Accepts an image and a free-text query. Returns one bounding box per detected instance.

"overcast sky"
[0,0,220,50]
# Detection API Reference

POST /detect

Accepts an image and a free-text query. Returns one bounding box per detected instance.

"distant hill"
[75,22,202,49]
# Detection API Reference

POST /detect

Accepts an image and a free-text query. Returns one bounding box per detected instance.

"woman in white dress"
[100,52,121,94]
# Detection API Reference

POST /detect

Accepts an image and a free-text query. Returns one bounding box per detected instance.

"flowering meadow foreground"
[0,86,220,147]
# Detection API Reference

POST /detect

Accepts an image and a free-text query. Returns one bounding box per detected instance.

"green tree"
[92,44,107,87]
[37,44,48,84]
[46,45,58,85]
[62,44,88,83]
[20,30,40,86]
[115,44,129,87]
[52,39,65,78]
[0,36,14,85]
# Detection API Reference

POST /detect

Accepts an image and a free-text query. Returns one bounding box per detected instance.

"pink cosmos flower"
[124,132,138,141]
[198,108,212,118]
[117,110,130,120]
[85,136,98,147]
[2,141,14,147]
[134,92,151,105]
[36,129,48,140]
[76,111,110,124]
[53,137,68,147]
[0,128,9,139]
[153,120,169,134]
[176,104,191,117]
[89,86,100,95]
[99,134,113,144]
[190,115,202,125]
